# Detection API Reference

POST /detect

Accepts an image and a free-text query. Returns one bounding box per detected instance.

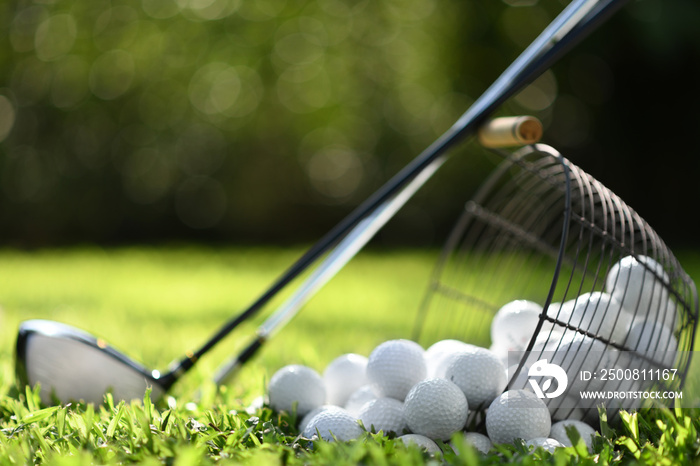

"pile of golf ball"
[489,255,679,413]
[265,255,677,455]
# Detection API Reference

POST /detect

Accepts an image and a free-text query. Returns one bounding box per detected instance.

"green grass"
[0,245,699,464]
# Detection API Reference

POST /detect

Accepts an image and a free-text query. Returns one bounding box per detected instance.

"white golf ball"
[488,342,509,368]
[531,327,575,354]
[357,397,406,435]
[456,432,493,454]
[525,437,564,453]
[299,405,344,433]
[625,319,677,367]
[655,297,679,331]
[504,362,530,391]
[399,434,442,455]
[344,385,378,417]
[323,353,368,406]
[424,339,476,378]
[302,408,363,442]
[403,378,468,441]
[491,300,543,351]
[486,389,551,445]
[605,255,669,316]
[545,300,576,331]
[550,419,596,450]
[366,339,427,400]
[444,347,507,409]
[268,365,326,417]
[566,292,632,343]
[548,333,617,394]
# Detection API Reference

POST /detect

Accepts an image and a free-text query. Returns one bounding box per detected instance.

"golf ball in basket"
[403,378,468,441]
[525,437,564,453]
[443,347,507,409]
[302,408,363,442]
[399,434,441,455]
[366,339,427,400]
[323,353,368,406]
[547,333,616,394]
[357,397,406,435]
[544,300,575,335]
[566,292,632,343]
[550,419,596,450]
[605,255,669,316]
[486,389,551,444]
[268,365,326,416]
[655,297,679,331]
[625,319,677,367]
[491,300,543,351]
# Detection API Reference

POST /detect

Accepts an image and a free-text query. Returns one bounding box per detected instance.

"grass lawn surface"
[0,246,699,464]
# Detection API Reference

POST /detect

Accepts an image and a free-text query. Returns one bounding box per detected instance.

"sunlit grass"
[0,246,698,464]
[0,245,440,401]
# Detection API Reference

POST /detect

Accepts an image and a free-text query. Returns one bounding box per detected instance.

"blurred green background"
[1,0,699,248]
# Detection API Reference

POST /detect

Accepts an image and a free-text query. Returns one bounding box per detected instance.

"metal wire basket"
[413,143,698,422]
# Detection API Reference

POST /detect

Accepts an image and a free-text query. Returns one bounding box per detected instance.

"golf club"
[16,0,629,406]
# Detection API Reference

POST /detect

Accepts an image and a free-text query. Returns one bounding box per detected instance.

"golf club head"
[16,320,166,405]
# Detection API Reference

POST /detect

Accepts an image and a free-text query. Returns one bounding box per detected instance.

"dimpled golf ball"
[625,319,677,367]
[302,408,363,442]
[525,437,564,453]
[403,378,468,441]
[268,365,326,417]
[366,339,427,400]
[357,397,406,435]
[344,385,378,416]
[424,339,476,378]
[458,432,493,454]
[550,419,596,450]
[444,347,507,409]
[399,434,442,455]
[491,300,542,351]
[323,353,368,406]
[605,255,669,315]
[566,292,632,343]
[545,333,616,394]
[298,405,345,433]
[486,389,551,444]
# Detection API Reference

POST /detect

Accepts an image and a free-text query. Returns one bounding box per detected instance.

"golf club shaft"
[210,0,629,384]
[212,155,446,385]
[163,0,627,387]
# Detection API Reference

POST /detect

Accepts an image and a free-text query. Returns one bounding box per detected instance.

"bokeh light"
[306,145,364,201]
[89,50,135,100]
[0,96,16,143]
[1,0,698,246]
[35,13,77,62]
[514,70,558,111]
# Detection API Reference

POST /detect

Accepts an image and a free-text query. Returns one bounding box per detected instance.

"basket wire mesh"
[414,143,698,422]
